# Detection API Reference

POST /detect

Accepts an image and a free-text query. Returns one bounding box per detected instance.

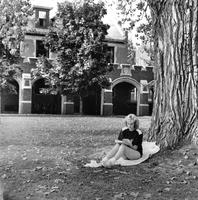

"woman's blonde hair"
[124,114,139,129]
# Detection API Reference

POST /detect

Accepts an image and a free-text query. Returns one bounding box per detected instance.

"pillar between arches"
[61,95,74,114]
[101,89,113,116]
[19,73,32,114]
[139,80,149,116]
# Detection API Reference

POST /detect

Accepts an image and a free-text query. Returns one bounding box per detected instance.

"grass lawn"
[0,115,198,200]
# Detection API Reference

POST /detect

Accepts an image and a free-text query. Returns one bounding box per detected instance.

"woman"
[101,114,143,167]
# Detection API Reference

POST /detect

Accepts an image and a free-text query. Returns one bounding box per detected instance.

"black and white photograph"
[0,0,198,199]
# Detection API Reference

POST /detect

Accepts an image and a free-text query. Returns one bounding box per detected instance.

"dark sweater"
[118,128,143,156]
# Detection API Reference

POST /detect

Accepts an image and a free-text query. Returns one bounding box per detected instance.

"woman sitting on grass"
[101,114,143,167]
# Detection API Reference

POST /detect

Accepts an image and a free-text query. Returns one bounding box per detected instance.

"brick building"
[0,5,154,116]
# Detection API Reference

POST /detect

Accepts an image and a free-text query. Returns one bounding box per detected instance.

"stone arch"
[111,77,141,90]
[1,78,20,113]
[111,77,140,116]
[31,76,43,86]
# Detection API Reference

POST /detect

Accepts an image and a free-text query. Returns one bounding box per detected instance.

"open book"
[115,139,132,147]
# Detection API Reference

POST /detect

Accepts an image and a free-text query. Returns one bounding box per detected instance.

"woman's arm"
[130,145,138,150]
[118,130,124,140]
[115,140,123,144]
[122,139,132,147]
[122,139,138,150]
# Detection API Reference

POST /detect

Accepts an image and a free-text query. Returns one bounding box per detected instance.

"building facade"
[0,5,154,116]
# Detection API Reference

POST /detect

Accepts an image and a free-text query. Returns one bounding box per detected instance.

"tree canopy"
[32,0,112,97]
[0,0,33,87]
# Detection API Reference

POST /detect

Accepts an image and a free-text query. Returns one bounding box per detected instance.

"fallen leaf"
[112,192,126,200]
[186,171,191,175]
[188,162,197,167]
[164,187,171,192]
[180,180,188,184]
[54,179,64,183]
[143,193,152,199]
[129,191,139,198]
[170,177,176,181]
[1,174,7,179]
[44,192,50,196]
[34,166,43,171]
[184,155,189,159]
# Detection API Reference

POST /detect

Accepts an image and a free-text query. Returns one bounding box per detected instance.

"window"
[107,46,115,63]
[36,40,49,57]
[38,11,47,27]
[33,6,50,28]
[140,80,149,93]
[34,9,49,28]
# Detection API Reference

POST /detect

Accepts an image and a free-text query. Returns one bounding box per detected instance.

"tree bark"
[0,88,1,114]
[147,0,198,148]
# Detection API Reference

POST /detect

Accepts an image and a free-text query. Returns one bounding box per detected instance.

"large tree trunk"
[147,0,198,148]
[0,88,1,114]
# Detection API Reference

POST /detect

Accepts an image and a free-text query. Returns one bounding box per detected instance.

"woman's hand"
[115,140,123,144]
[122,139,132,147]
[121,139,138,150]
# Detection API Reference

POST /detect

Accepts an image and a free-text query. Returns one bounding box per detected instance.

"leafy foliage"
[104,0,154,66]
[115,0,152,44]
[0,0,33,87]
[32,0,112,97]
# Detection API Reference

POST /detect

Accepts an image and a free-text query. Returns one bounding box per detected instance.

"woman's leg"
[124,146,141,160]
[112,144,127,160]
[104,144,126,167]
[103,143,120,160]
[106,144,141,167]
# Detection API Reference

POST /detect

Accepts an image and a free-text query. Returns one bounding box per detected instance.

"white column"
[100,89,104,115]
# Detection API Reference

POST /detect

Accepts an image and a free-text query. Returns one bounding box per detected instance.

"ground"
[0,115,198,200]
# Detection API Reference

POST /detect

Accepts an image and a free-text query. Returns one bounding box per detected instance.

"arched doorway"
[81,86,101,115]
[32,78,61,114]
[73,94,80,114]
[1,79,19,113]
[113,82,137,115]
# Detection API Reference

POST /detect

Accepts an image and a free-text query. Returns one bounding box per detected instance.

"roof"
[30,3,127,43]
[33,5,53,10]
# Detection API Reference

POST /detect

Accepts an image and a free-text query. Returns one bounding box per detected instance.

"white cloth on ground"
[84,141,160,168]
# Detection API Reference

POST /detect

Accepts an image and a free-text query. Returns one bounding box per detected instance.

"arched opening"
[32,78,61,114]
[82,86,101,115]
[73,94,80,114]
[113,82,137,115]
[1,79,19,113]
